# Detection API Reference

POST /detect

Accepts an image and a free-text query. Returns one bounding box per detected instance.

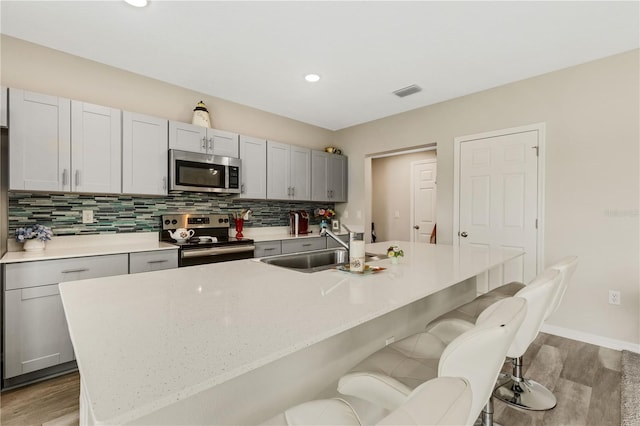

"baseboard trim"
[541,324,640,353]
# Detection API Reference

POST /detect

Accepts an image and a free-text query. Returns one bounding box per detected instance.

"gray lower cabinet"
[281,237,327,254]
[3,250,177,384]
[129,250,178,273]
[254,241,282,258]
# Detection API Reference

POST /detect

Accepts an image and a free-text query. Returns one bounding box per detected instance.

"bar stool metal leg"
[493,356,557,411]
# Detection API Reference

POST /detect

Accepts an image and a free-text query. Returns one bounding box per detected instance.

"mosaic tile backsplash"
[8,193,335,236]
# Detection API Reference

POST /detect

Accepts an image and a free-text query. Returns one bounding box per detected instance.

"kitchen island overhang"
[59,242,523,425]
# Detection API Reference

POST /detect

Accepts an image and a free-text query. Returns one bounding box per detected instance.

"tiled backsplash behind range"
[8,193,335,236]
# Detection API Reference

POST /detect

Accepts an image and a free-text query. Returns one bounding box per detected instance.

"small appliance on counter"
[289,210,310,236]
[161,214,254,267]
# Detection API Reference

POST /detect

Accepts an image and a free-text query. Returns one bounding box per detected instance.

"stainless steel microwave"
[169,149,241,194]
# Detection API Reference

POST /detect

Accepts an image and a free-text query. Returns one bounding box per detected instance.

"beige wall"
[0,36,334,148]
[336,49,640,346]
[372,151,436,241]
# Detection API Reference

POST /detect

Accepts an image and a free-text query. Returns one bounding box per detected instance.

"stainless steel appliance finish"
[161,214,254,267]
[169,149,241,194]
[260,248,383,273]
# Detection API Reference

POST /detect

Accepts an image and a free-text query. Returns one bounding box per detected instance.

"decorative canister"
[23,239,45,252]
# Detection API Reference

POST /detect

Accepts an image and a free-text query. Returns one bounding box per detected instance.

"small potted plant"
[314,208,336,229]
[387,245,404,264]
[15,224,53,252]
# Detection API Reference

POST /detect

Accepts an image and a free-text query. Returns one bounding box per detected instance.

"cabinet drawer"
[254,241,282,258]
[281,237,326,254]
[129,250,178,274]
[4,254,129,290]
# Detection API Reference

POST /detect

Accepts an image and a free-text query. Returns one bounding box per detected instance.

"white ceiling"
[1,1,638,130]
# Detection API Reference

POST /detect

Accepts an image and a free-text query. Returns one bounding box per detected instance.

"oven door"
[179,245,255,267]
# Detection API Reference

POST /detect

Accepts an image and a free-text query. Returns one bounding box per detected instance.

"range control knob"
[172,219,178,225]
[218,218,224,223]
[224,218,229,223]
[164,220,171,225]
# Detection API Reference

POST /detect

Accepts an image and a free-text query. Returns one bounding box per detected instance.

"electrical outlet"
[394,210,400,218]
[609,290,621,305]
[82,210,94,224]
[343,211,349,219]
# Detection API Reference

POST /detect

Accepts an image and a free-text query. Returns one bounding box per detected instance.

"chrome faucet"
[320,227,350,251]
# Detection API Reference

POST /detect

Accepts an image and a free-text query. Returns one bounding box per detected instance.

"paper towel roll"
[350,240,365,272]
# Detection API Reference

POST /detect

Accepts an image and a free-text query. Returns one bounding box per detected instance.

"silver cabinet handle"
[263,247,275,251]
[302,243,313,247]
[62,169,68,186]
[460,231,468,238]
[147,260,168,264]
[201,137,207,151]
[208,137,214,152]
[291,187,295,197]
[61,268,89,274]
[75,170,80,186]
[241,183,245,193]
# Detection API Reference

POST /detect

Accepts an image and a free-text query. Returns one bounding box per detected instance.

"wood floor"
[0,332,621,425]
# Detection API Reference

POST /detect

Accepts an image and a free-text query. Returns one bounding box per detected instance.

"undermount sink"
[260,248,384,273]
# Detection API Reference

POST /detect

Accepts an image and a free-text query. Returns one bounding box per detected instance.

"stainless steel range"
[161,214,255,267]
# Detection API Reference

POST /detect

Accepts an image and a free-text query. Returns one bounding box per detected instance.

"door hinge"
[532,146,539,157]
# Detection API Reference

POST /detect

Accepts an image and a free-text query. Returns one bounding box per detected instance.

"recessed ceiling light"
[305,74,321,83]
[124,0,148,7]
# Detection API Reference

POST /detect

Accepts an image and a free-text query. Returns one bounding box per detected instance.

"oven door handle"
[181,245,255,259]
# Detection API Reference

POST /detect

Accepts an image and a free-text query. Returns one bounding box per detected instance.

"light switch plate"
[82,210,94,224]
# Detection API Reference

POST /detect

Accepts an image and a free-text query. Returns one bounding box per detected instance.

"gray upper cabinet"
[9,89,121,194]
[70,101,121,194]
[238,135,267,199]
[169,121,239,158]
[9,88,71,191]
[311,150,348,202]
[267,140,310,201]
[1,86,7,128]
[122,111,168,195]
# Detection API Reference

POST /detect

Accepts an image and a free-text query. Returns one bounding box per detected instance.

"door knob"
[413,225,420,229]
[460,231,468,238]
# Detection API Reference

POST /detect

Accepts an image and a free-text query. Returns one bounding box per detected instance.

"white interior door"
[411,160,437,243]
[458,130,539,291]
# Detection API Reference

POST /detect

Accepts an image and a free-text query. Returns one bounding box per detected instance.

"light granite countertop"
[0,233,177,264]
[59,241,522,425]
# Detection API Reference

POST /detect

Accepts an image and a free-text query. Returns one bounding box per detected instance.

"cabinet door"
[328,155,348,202]
[129,250,178,273]
[238,135,267,199]
[311,150,329,202]
[71,101,121,194]
[9,88,71,191]
[122,111,168,195]
[267,140,291,200]
[1,86,7,128]
[4,285,75,379]
[208,129,239,158]
[169,121,207,153]
[290,146,311,200]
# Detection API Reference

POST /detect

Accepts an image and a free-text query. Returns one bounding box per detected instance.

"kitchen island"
[59,241,522,425]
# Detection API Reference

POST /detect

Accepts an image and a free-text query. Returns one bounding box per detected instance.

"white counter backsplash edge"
[6,232,161,252]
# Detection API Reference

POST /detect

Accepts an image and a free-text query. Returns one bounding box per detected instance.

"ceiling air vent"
[393,84,422,98]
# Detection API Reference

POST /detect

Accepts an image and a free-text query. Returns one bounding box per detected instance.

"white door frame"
[364,144,437,243]
[453,123,546,275]
[409,159,437,242]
